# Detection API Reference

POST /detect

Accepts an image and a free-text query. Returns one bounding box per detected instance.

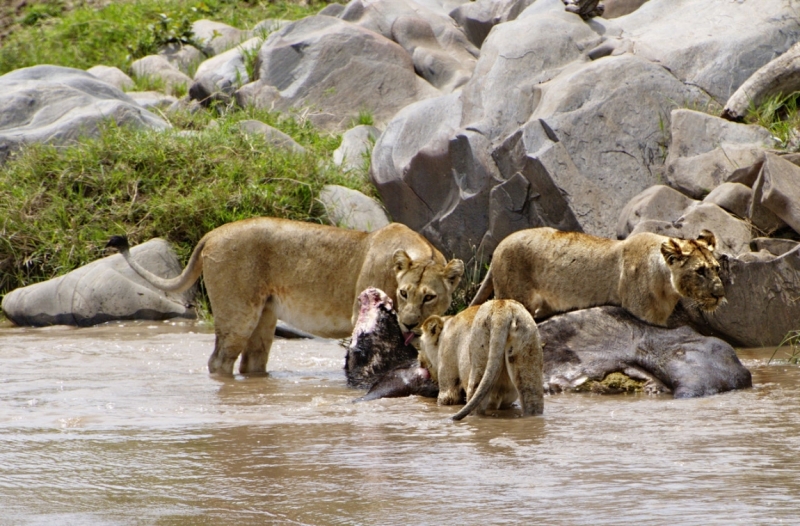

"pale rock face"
[0,65,169,164]
[2,239,195,327]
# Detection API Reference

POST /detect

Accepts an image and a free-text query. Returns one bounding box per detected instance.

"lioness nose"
[712,282,725,298]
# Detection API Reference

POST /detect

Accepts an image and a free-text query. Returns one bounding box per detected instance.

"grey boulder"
[685,244,800,347]
[319,185,390,232]
[664,109,773,199]
[130,55,194,95]
[190,37,262,104]
[86,65,134,91]
[333,125,381,172]
[751,153,800,236]
[1,239,195,327]
[236,15,440,131]
[617,185,696,239]
[235,120,306,154]
[0,65,169,164]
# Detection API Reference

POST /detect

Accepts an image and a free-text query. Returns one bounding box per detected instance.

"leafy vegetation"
[0,0,331,75]
[0,106,370,296]
[746,92,800,151]
[770,330,800,365]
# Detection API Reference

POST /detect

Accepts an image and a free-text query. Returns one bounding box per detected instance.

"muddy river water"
[2,320,800,525]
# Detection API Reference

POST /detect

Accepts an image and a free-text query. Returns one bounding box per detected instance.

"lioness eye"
[696,267,707,277]
[400,290,407,299]
[424,294,436,303]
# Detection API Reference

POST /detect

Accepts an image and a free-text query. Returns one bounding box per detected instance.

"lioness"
[418,299,544,420]
[470,227,724,327]
[106,218,464,375]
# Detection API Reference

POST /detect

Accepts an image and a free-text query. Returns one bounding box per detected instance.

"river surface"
[1,320,800,525]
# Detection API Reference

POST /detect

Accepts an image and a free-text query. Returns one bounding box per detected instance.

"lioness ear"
[393,249,412,274]
[696,229,717,251]
[444,259,465,289]
[661,239,687,265]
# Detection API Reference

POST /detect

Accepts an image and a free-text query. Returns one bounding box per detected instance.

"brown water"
[1,321,799,525]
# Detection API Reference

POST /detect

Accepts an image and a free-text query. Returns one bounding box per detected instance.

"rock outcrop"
[0,65,169,164]
[2,239,195,327]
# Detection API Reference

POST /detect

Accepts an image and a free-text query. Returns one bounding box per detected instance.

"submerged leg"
[239,301,278,375]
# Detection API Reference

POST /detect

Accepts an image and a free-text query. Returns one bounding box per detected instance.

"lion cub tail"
[105,235,206,294]
[452,304,509,421]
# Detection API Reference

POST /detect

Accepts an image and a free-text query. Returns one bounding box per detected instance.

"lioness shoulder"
[107,218,464,375]
[470,227,724,326]
[419,299,544,420]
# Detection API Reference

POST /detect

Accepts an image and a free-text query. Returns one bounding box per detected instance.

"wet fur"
[419,300,544,420]
[471,228,724,326]
[106,218,463,375]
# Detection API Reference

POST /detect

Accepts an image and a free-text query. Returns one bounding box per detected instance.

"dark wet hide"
[345,288,437,399]
[539,306,752,398]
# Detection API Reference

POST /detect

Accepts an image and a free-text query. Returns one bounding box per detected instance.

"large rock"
[333,124,382,172]
[752,153,800,236]
[190,37,262,104]
[319,185,391,232]
[723,41,800,121]
[612,0,800,103]
[86,65,134,91]
[130,55,194,95]
[631,202,752,256]
[340,0,479,67]
[0,65,169,164]
[617,185,696,239]
[192,19,249,56]
[236,15,439,131]
[1,239,195,327]
[370,0,799,263]
[448,0,535,48]
[235,119,306,154]
[664,109,773,198]
[686,245,800,347]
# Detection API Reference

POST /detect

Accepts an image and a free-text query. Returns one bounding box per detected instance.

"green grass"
[746,92,800,150]
[0,105,369,296]
[0,0,331,75]
[769,329,800,364]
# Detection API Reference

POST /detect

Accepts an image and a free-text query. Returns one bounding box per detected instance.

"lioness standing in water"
[470,228,724,326]
[419,299,544,420]
[107,218,464,375]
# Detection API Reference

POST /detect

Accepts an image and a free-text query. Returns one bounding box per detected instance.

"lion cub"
[418,300,544,420]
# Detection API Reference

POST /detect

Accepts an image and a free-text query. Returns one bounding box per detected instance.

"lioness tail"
[105,235,206,293]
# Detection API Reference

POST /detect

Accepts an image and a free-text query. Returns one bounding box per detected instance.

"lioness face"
[393,249,464,336]
[661,230,725,312]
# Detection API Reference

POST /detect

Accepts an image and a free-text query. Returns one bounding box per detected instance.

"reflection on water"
[2,321,800,525]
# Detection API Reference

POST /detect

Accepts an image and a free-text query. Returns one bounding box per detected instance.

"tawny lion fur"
[418,300,544,420]
[108,218,464,375]
[470,227,725,327]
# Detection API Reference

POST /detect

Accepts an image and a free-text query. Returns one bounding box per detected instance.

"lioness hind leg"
[206,300,267,375]
[239,301,278,375]
[509,353,544,416]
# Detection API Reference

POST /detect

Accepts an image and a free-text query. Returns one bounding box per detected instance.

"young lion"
[106,218,464,375]
[418,299,544,420]
[470,227,725,327]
